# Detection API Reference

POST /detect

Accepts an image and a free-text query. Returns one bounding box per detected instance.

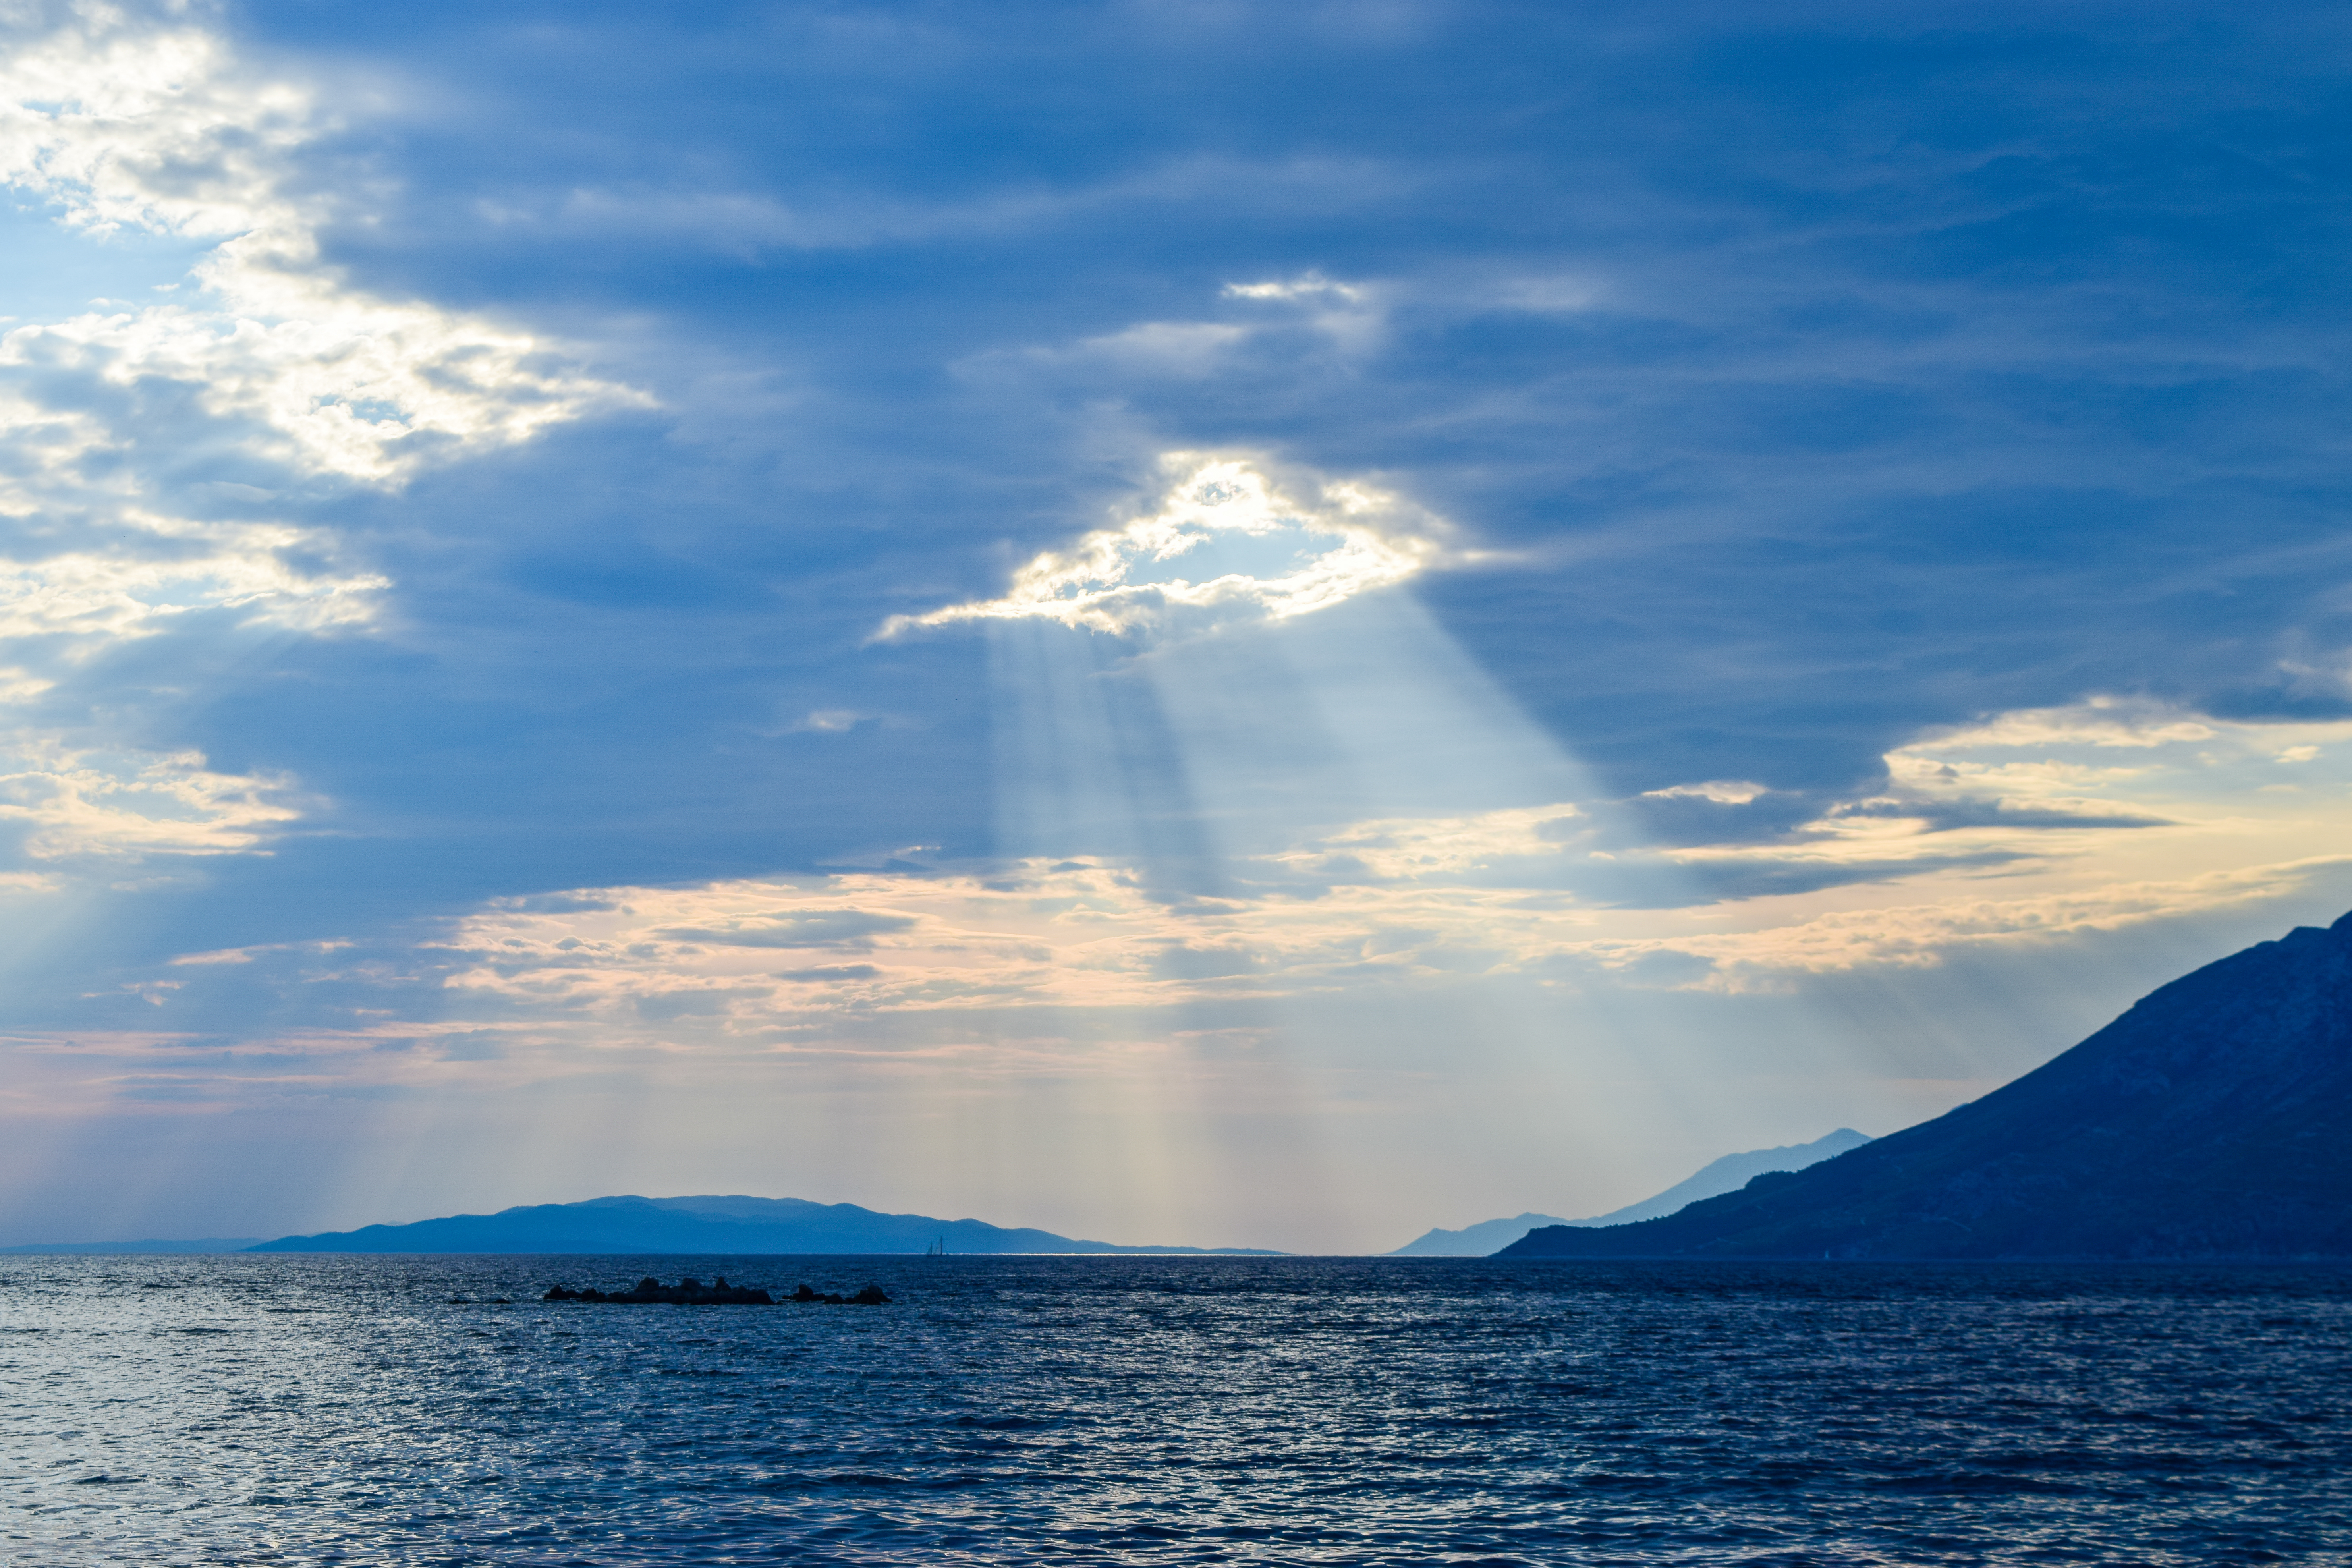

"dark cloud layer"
[6,0,2334,990]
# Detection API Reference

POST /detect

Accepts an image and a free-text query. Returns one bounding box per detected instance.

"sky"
[2,0,2350,1253]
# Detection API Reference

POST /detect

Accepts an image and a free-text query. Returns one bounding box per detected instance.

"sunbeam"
[961,454,1739,1246]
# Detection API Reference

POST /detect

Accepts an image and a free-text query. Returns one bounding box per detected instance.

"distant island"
[247,1194,1280,1255]
[0,1238,264,1256]
[1502,912,2352,1260]
[1388,1129,1871,1255]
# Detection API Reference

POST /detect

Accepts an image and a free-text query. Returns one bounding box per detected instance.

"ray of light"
[966,458,1738,1248]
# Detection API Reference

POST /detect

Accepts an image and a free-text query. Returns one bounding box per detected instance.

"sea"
[3,1255,2347,1565]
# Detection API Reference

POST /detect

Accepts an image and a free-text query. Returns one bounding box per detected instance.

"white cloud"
[0,516,384,645]
[1222,272,1364,303]
[880,454,1447,640]
[979,272,1389,386]
[1902,697,2217,752]
[0,375,376,875]
[1051,320,1251,377]
[0,2,659,877]
[0,2,648,484]
[0,735,303,861]
[1266,804,1584,883]
[1217,270,1385,354]
[1643,779,1769,804]
[1565,860,2352,984]
[0,377,383,649]
[789,709,868,734]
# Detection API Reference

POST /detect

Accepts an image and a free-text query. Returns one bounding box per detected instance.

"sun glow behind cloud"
[881,455,1444,640]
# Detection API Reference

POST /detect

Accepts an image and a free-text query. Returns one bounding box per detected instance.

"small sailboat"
[923,1235,947,1258]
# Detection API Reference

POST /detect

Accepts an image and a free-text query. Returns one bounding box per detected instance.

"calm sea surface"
[3,1255,2347,1565]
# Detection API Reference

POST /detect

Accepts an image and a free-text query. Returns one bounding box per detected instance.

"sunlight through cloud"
[881,454,1445,640]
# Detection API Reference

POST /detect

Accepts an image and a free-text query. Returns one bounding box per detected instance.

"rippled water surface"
[3,1255,2348,1564]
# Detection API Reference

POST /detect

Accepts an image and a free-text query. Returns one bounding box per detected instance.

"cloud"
[1643,780,1771,805]
[4,3,2352,1246]
[654,909,919,948]
[0,515,384,646]
[458,154,1407,262]
[0,381,386,672]
[880,453,1447,640]
[0,737,301,861]
[784,709,872,734]
[1566,859,2352,984]
[1901,699,2221,753]
[394,696,2352,1027]
[0,2,647,485]
[1264,804,1587,886]
[1222,272,1364,303]
[0,2,658,885]
[37,695,2334,1077]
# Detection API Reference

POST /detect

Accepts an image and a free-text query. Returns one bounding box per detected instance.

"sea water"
[2,1255,2346,1565]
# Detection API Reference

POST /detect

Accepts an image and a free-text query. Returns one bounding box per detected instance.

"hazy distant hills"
[1388,1213,1582,1258]
[1389,1130,1872,1256]
[1503,913,2352,1261]
[0,1238,262,1256]
[247,1194,1278,1255]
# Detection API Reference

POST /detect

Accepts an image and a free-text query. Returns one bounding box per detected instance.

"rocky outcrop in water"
[790,1283,891,1305]
[1501,912,2352,1261]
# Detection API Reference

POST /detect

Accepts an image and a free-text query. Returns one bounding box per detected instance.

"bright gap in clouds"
[954,455,1703,1246]
[881,455,1446,641]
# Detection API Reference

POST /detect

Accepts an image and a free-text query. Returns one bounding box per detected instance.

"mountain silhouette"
[1502,913,2352,1260]
[1388,1129,1871,1255]
[249,1195,1276,1255]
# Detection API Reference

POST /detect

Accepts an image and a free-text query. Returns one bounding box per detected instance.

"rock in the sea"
[790,1283,892,1305]
[543,1275,776,1305]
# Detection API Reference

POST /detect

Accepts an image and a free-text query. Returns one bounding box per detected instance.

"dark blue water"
[4,1256,2347,1564]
